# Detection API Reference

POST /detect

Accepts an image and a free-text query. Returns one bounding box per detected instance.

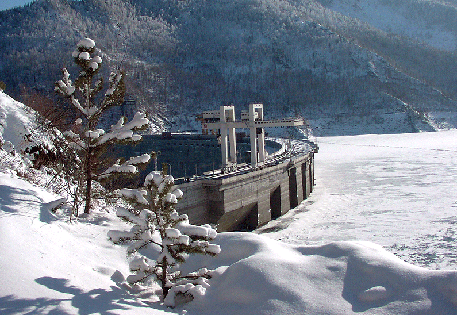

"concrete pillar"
[258,129,265,163]
[221,127,228,167]
[303,159,312,198]
[302,162,308,199]
[248,103,265,167]
[250,127,257,167]
[257,189,271,226]
[281,172,290,215]
[270,186,282,219]
[229,127,236,163]
[296,163,304,203]
[310,154,314,193]
[246,203,259,231]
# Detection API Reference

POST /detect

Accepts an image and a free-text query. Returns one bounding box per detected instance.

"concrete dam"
[123,103,317,231]
[175,103,317,232]
[176,149,315,232]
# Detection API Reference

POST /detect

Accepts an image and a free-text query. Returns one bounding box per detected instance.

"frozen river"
[257,130,457,270]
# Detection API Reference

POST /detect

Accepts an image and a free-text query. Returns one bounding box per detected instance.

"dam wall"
[176,151,315,232]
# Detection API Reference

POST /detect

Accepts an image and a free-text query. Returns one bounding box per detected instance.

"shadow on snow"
[0,275,159,315]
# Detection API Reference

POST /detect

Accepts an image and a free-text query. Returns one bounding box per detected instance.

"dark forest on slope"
[1,0,457,134]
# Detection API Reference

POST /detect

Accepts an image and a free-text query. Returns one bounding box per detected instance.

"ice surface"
[258,130,457,270]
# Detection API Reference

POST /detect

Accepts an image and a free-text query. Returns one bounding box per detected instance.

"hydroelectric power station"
[128,103,317,232]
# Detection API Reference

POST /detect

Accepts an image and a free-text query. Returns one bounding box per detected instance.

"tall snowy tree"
[55,38,150,215]
[109,169,221,307]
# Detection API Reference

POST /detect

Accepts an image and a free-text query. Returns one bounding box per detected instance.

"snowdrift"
[1,173,456,314]
[0,91,42,152]
[185,233,457,315]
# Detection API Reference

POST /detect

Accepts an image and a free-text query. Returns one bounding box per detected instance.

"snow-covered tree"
[55,38,150,215]
[109,169,221,307]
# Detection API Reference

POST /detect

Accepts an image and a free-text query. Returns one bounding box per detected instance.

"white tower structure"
[248,103,264,167]
[200,103,305,171]
[219,105,237,167]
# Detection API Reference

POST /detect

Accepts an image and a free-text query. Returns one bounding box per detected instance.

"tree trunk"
[84,145,92,214]
[162,258,169,297]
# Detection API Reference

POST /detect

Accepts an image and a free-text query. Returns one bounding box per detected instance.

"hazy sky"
[0,0,34,11]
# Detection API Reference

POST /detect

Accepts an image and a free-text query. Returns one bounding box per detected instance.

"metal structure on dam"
[174,103,317,232]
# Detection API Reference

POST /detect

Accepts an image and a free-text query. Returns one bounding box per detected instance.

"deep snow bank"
[0,172,170,315]
[184,233,457,314]
[1,172,457,314]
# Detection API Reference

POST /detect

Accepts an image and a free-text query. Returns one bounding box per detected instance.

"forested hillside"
[1,0,457,135]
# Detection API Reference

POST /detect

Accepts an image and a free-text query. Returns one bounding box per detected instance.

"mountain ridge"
[1,0,457,135]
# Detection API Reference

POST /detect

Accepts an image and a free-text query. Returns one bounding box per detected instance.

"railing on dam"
[174,138,317,184]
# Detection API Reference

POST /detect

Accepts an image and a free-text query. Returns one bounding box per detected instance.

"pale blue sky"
[0,0,35,11]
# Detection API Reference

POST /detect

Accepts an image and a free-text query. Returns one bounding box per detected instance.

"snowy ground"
[1,169,457,314]
[2,91,457,314]
[258,131,457,270]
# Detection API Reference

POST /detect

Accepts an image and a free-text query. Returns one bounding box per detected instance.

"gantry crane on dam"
[197,103,306,171]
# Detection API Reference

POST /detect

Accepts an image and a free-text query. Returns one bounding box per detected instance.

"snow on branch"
[127,256,156,284]
[105,72,123,97]
[176,222,218,240]
[55,68,75,96]
[100,154,151,179]
[77,37,96,50]
[55,68,88,116]
[118,188,149,205]
[96,112,149,146]
[58,37,123,119]
[110,170,221,307]
[163,268,213,307]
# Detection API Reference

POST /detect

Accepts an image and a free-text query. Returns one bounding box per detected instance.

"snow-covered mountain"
[318,0,457,51]
[1,0,457,135]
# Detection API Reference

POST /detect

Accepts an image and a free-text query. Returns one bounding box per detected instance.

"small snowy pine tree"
[108,169,221,307]
[55,37,149,215]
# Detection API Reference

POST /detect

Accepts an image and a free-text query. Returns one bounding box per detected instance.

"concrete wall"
[176,152,315,232]
[175,181,215,224]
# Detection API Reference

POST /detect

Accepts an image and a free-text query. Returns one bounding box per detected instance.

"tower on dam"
[197,103,306,172]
